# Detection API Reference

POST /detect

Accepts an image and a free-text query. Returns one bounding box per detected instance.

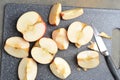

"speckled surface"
[1,3,120,80]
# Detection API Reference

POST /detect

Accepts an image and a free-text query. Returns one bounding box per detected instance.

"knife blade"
[93,26,120,80]
[93,26,109,56]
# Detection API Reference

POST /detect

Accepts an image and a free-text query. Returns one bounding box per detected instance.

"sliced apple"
[77,50,99,71]
[31,47,54,64]
[99,32,111,39]
[17,11,46,42]
[67,21,93,48]
[61,8,84,20]
[31,37,58,64]
[52,28,69,50]
[87,41,99,51]
[49,3,61,26]
[4,37,30,58]
[50,57,71,79]
[39,37,58,54]
[18,58,37,80]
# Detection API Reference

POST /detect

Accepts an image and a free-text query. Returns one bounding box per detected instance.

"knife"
[93,26,120,80]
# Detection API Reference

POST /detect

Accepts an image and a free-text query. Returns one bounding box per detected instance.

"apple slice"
[67,21,93,48]
[99,32,111,39]
[50,57,71,79]
[17,11,46,42]
[39,37,58,54]
[61,8,84,20]
[31,37,58,64]
[77,50,99,71]
[4,37,30,58]
[18,58,37,80]
[87,41,99,51]
[31,47,54,64]
[49,3,61,26]
[52,28,69,50]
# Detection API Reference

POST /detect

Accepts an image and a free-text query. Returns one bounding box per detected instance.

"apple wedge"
[87,41,99,51]
[49,3,61,26]
[77,50,99,71]
[31,37,58,64]
[61,8,84,20]
[17,11,46,42]
[18,58,37,80]
[52,28,69,50]
[4,37,30,58]
[99,32,111,39]
[50,57,71,79]
[67,21,93,48]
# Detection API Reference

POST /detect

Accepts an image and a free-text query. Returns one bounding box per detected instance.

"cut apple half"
[50,57,71,79]
[49,3,61,26]
[67,21,93,48]
[17,11,46,42]
[18,58,37,80]
[77,50,99,70]
[31,37,58,64]
[4,37,30,58]
[31,47,54,64]
[39,37,58,54]
[52,28,69,50]
[61,8,84,20]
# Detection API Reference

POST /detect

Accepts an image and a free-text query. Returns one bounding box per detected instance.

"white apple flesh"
[67,21,93,48]
[31,47,54,64]
[61,8,84,20]
[18,58,37,80]
[77,50,99,70]
[39,37,58,54]
[17,11,46,42]
[50,57,71,79]
[4,37,30,58]
[31,37,58,64]
[52,28,69,50]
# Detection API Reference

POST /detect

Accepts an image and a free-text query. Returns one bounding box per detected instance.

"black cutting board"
[1,3,120,80]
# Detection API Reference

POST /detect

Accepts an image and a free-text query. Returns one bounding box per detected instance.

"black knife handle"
[104,54,120,80]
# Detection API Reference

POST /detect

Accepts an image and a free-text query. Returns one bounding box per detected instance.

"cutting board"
[1,3,120,80]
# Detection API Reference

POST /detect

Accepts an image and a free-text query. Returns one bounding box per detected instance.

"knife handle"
[104,53,120,80]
